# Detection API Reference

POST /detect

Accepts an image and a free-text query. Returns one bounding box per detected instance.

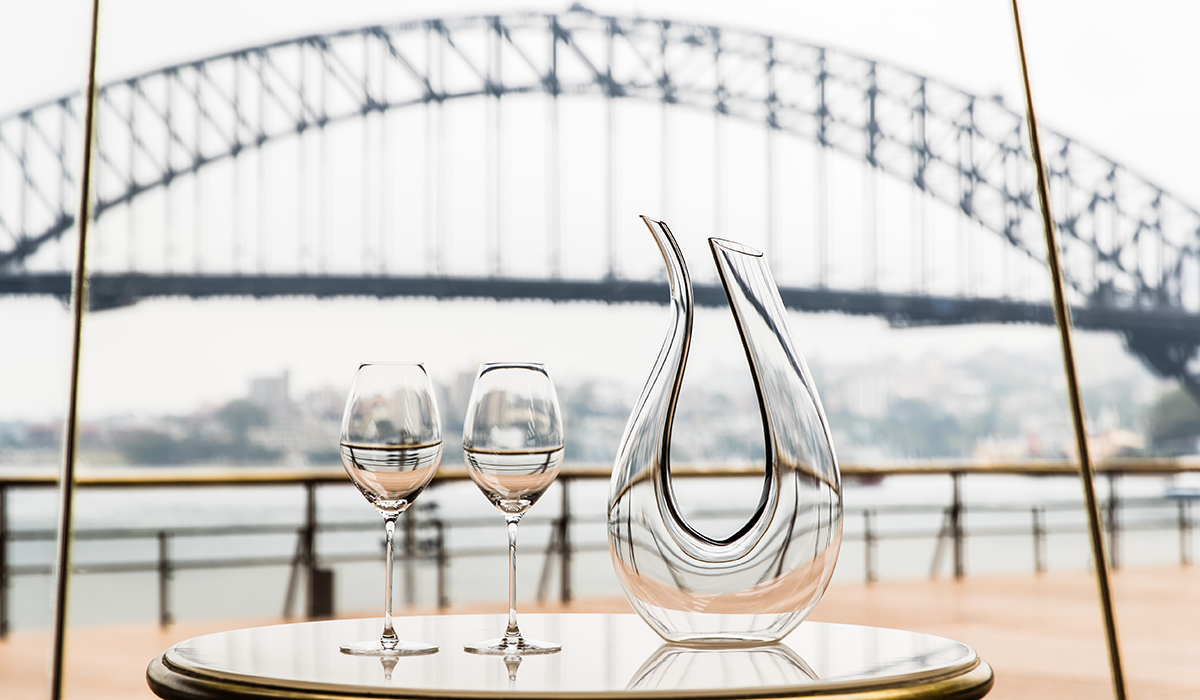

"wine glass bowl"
[464,448,564,515]
[339,363,442,656]
[462,362,564,655]
[340,441,440,514]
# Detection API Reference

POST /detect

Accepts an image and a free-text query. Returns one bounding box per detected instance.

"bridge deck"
[7,272,1200,341]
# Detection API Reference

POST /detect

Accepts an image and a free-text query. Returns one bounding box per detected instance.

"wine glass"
[462,362,565,655]
[339,362,442,656]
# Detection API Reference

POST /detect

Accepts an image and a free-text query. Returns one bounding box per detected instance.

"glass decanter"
[608,217,843,646]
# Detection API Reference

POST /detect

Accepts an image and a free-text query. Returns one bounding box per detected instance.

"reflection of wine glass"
[504,655,522,687]
[462,362,564,655]
[339,363,441,656]
[380,656,398,684]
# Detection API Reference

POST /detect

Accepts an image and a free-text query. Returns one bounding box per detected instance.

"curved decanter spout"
[608,216,843,646]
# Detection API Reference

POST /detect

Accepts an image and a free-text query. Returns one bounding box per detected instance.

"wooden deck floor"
[3,566,1198,699]
[807,566,1200,699]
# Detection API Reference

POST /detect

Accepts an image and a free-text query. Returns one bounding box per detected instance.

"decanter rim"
[709,237,763,257]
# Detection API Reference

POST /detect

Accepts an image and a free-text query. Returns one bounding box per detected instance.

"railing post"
[864,509,876,583]
[282,535,302,620]
[1032,506,1045,574]
[435,520,448,609]
[303,481,318,618]
[1106,472,1120,570]
[157,530,173,627]
[536,524,558,603]
[403,506,416,608]
[1180,500,1192,567]
[559,477,572,604]
[0,484,8,639]
[951,472,964,579]
[929,510,950,579]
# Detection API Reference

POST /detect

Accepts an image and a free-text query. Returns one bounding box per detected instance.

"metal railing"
[2,458,1198,637]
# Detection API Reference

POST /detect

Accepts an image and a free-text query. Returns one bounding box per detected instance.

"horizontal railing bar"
[1,499,1187,543]
[5,516,576,541]
[9,557,295,576]
[5,457,1200,488]
[341,516,578,530]
[8,540,623,578]
[12,517,1186,569]
[23,519,1190,569]
[1,521,1189,578]
[9,524,306,541]
[72,558,294,574]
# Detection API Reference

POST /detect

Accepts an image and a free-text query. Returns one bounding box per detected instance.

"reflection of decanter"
[627,643,818,691]
[608,217,843,646]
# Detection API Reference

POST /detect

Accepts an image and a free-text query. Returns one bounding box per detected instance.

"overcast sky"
[5,0,1195,197]
[1,1,1195,421]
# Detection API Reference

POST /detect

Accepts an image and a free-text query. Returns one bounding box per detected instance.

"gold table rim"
[148,616,993,700]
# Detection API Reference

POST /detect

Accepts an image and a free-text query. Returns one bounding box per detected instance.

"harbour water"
[3,466,1186,631]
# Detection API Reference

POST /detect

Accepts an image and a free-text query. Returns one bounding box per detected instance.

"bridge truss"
[2,9,1200,390]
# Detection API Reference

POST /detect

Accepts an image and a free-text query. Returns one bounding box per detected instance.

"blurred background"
[2,1,1199,698]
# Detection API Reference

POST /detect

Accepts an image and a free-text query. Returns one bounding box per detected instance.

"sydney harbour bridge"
[3,9,1200,392]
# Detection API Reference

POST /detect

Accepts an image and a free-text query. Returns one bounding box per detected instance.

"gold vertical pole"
[50,0,102,697]
[1010,2,1127,698]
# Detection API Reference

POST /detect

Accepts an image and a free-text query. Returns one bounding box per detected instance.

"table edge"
[148,652,993,700]
[155,616,981,697]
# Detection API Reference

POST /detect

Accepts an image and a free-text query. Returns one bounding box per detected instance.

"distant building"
[249,371,292,426]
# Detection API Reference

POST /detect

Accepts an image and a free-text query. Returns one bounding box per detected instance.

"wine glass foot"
[340,639,438,656]
[464,636,561,656]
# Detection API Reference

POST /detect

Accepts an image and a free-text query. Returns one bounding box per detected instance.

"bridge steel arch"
[3,9,1200,389]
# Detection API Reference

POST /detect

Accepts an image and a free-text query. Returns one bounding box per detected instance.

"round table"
[147,614,993,699]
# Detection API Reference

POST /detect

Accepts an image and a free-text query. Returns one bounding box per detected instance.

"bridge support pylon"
[1124,330,1200,404]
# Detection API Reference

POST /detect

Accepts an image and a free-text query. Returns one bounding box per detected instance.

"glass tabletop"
[161,614,980,697]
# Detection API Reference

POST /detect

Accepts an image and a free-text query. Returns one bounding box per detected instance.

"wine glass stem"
[505,514,522,640]
[382,513,399,647]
